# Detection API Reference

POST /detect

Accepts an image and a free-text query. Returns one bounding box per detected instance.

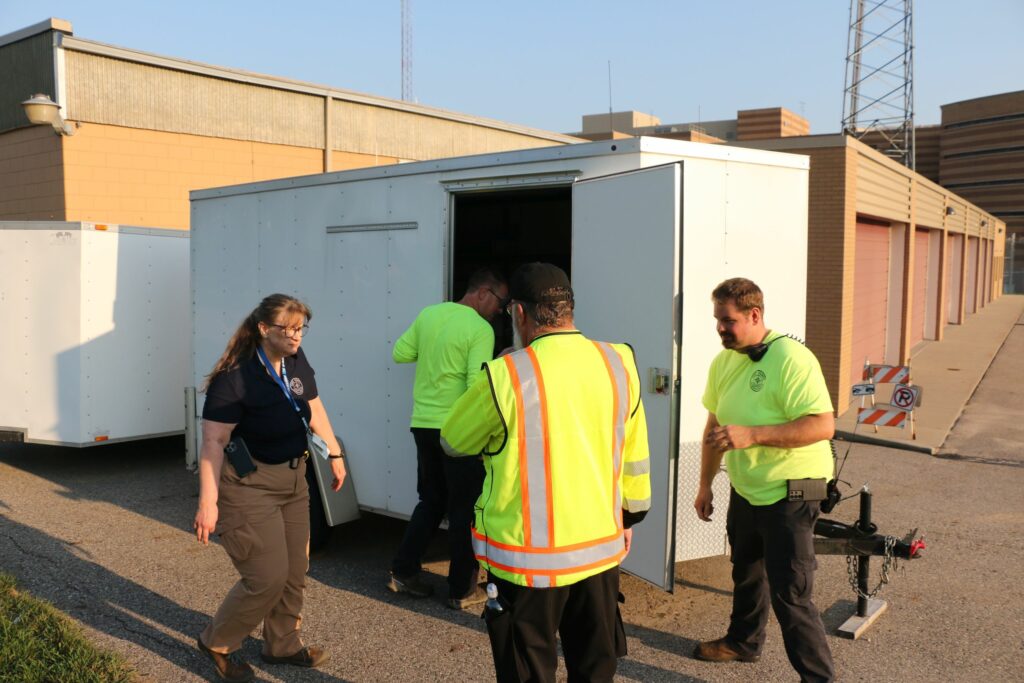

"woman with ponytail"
[193,293,345,681]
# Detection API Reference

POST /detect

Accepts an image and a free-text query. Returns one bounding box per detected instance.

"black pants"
[485,567,622,683]
[391,427,485,600]
[726,488,835,683]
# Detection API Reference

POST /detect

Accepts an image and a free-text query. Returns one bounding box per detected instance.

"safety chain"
[846,535,899,599]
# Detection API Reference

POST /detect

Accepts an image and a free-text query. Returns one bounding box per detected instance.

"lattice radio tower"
[401,0,413,102]
[841,0,915,169]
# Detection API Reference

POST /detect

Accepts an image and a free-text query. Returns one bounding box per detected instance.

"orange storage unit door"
[983,239,992,305]
[910,228,930,348]
[946,233,964,325]
[852,220,891,387]
[966,237,979,314]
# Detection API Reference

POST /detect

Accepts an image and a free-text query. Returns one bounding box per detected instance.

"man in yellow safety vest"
[441,262,651,683]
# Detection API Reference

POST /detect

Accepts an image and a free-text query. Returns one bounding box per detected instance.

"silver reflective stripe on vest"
[473,532,625,573]
[595,342,628,520]
[624,495,652,512]
[532,575,552,588]
[623,457,650,476]
[507,350,551,548]
[440,435,473,457]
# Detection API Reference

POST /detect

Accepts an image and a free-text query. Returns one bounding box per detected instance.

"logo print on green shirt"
[750,369,766,392]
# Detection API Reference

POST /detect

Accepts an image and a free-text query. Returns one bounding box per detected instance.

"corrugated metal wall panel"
[947,200,967,232]
[856,155,912,222]
[916,181,944,228]
[65,51,324,148]
[851,221,890,386]
[0,32,56,133]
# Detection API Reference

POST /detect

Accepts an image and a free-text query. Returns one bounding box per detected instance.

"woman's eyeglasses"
[270,324,309,338]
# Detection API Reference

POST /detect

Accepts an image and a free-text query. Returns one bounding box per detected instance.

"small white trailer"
[0,221,190,446]
[188,137,810,590]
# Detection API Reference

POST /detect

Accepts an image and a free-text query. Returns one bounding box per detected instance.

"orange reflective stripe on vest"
[472,344,628,586]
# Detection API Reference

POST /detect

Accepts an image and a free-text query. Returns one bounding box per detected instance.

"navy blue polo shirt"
[203,347,318,464]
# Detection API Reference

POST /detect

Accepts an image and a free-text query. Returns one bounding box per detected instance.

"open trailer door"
[571,163,681,591]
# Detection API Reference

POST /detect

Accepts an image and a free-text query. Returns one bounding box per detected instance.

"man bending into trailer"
[387,267,509,609]
[693,277,836,682]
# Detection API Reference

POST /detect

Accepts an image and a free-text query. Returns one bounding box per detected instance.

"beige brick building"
[861,91,1024,292]
[739,135,1003,413]
[0,18,579,230]
[578,108,1004,414]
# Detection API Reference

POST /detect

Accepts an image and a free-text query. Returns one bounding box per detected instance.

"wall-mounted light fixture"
[21,93,76,136]
[981,218,989,227]
[945,206,956,216]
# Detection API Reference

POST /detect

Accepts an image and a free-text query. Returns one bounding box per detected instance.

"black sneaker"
[386,571,434,597]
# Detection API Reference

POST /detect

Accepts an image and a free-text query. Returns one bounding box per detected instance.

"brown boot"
[261,646,330,668]
[693,637,760,663]
[196,636,255,682]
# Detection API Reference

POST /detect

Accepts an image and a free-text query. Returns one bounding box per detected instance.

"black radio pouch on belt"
[224,436,257,478]
[787,478,828,502]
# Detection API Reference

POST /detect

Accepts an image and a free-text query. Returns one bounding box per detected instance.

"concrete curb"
[834,430,936,455]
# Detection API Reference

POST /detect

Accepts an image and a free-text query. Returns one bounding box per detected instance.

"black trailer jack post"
[813,485,926,639]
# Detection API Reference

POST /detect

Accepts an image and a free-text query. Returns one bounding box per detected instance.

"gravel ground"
[1,318,1022,682]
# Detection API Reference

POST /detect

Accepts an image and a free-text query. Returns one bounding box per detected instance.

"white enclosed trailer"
[188,137,810,590]
[0,221,190,446]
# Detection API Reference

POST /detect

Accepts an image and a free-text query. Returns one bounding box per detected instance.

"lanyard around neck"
[256,346,300,415]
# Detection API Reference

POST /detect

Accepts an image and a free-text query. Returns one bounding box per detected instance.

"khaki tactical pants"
[202,458,310,657]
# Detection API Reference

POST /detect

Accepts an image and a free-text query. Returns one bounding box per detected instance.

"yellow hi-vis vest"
[441,331,652,587]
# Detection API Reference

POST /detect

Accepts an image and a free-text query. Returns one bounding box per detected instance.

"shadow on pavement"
[309,512,490,632]
[0,436,194,531]
[619,623,706,682]
[1,438,707,681]
[1,513,207,679]
[0,515,353,682]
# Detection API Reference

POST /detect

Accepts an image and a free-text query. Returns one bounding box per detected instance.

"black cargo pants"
[391,427,485,600]
[485,567,625,683]
[725,488,835,683]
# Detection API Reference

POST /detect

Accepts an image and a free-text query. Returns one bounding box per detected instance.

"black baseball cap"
[509,262,574,304]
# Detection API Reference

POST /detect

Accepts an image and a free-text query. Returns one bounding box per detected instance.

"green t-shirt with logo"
[702,331,834,506]
[393,301,495,429]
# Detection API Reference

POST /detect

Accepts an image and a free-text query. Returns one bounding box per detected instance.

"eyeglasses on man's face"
[270,323,310,338]
[485,288,510,310]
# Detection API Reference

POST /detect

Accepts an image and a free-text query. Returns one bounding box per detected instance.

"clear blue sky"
[2,1,1021,135]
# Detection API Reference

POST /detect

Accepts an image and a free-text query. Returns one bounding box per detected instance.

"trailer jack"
[812,485,926,640]
[813,519,925,560]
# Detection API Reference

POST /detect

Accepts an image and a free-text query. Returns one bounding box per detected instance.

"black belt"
[252,452,308,469]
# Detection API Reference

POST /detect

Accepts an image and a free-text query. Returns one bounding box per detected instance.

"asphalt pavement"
[1,299,1022,682]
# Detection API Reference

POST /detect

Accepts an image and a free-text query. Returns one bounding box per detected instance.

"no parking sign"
[891,384,922,410]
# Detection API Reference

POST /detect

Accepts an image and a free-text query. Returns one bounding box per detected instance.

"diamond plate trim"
[675,441,731,562]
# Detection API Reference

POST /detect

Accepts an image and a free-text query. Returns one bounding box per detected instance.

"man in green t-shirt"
[387,268,508,610]
[693,278,835,683]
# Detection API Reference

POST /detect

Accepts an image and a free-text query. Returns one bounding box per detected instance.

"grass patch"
[0,573,137,683]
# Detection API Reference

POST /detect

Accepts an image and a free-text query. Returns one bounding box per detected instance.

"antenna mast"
[401,0,413,102]
[841,0,915,169]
